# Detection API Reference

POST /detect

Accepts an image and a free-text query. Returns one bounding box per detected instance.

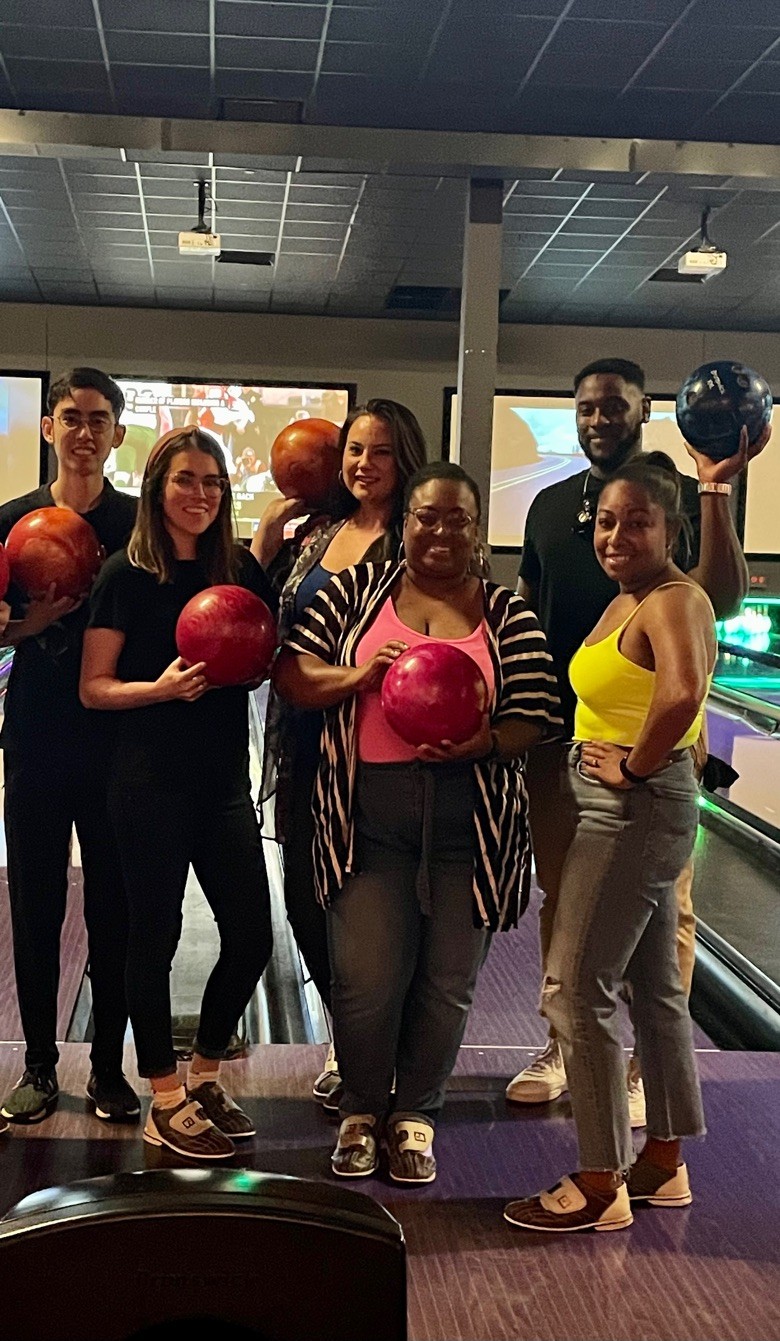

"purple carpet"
[2,1044,776,1341]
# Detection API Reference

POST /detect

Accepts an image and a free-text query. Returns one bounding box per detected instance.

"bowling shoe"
[1,1066,59,1124]
[143,1096,236,1160]
[86,1070,141,1123]
[331,1115,378,1177]
[625,1158,692,1207]
[385,1117,436,1185]
[313,1043,344,1113]
[504,1176,633,1233]
[187,1079,255,1138]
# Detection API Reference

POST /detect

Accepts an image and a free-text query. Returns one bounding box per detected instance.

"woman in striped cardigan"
[274,462,561,1185]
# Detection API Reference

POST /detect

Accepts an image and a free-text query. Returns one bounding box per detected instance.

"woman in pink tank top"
[275,462,561,1186]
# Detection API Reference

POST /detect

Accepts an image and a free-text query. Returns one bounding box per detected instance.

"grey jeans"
[327,761,489,1123]
[543,746,706,1171]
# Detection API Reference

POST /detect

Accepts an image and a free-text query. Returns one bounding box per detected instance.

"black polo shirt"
[0,481,137,764]
[519,466,701,734]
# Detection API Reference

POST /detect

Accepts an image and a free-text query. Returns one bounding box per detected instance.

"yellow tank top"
[570,582,715,749]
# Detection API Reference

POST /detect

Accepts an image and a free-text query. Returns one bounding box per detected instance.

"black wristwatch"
[619,756,649,786]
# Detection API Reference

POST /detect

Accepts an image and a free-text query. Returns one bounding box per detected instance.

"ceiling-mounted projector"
[678,205,727,277]
[179,178,220,256]
[178,230,221,256]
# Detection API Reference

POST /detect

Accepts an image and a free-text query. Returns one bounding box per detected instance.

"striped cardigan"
[284,561,562,932]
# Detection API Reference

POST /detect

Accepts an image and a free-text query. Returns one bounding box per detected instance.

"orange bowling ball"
[5,507,103,601]
[270,418,341,508]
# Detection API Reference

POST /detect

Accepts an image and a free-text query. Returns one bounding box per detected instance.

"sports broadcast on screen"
[110,379,352,537]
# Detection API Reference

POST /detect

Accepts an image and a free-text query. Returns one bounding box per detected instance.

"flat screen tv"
[445,389,779,555]
[111,378,355,539]
[0,371,47,502]
[444,389,714,550]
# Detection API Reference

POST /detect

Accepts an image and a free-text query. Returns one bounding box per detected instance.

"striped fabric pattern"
[284,562,562,932]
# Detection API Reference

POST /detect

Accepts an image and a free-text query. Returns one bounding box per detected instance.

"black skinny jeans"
[282,743,332,1011]
[109,774,273,1078]
[4,751,130,1075]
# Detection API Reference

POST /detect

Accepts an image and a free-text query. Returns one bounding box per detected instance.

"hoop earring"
[471,539,490,578]
[396,540,406,564]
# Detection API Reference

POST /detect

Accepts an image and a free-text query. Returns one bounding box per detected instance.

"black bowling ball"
[676,360,773,461]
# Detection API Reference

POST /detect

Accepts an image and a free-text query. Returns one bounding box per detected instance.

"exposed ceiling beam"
[1,110,780,184]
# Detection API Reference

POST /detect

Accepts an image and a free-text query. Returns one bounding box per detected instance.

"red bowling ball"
[176,584,277,687]
[5,507,103,601]
[381,643,490,748]
[0,543,9,602]
[270,418,342,508]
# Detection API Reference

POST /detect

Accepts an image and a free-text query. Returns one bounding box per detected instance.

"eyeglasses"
[168,471,228,498]
[56,413,115,435]
[406,506,475,532]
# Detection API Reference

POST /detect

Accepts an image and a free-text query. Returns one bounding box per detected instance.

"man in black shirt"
[506,357,767,1117]
[0,367,139,1125]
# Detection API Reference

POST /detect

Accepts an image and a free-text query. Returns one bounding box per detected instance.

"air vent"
[217,251,275,266]
[220,98,304,124]
[648,267,710,285]
[385,286,510,313]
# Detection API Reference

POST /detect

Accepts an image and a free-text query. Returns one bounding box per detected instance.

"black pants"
[4,752,130,1075]
[109,776,273,1078]
[282,746,332,1011]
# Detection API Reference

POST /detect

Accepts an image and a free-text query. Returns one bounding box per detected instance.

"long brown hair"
[330,399,428,556]
[127,428,241,584]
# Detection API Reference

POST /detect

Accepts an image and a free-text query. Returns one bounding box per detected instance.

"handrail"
[709,683,780,734]
[719,641,780,671]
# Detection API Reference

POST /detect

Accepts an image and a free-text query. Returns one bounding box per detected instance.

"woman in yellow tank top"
[506,452,717,1235]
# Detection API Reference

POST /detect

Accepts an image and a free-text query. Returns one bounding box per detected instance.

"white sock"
[188,1063,220,1091]
[152,1084,186,1110]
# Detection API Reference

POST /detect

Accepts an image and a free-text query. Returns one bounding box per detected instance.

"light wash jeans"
[327,761,489,1123]
[543,746,706,1171]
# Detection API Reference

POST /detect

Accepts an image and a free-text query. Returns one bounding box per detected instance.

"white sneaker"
[626,1059,647,1129]
[506,1040,568,1103]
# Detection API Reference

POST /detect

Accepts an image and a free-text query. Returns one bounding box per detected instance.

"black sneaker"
[1,1067,59,1124]
[86,1071,141,1123]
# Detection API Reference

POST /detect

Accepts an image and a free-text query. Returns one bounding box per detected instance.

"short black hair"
[573,358,646,394]
[403,460,481,519]
[47,367,125,420]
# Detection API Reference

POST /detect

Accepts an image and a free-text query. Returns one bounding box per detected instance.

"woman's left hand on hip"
[579,740,633,789]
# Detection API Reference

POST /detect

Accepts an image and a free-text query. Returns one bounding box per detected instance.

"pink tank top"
[355,597,496,763]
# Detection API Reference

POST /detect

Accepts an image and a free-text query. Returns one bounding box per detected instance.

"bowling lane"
[693,648,780,1000]
[707,649,780,836]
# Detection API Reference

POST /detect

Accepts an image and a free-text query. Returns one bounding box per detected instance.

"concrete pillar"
[451,178,503,548]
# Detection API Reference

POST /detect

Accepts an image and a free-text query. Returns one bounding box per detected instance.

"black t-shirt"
[519,466,701,734]
[87,547,277,789]
[0,482,137,763]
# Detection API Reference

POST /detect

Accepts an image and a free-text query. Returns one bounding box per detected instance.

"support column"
[451,178,503,549]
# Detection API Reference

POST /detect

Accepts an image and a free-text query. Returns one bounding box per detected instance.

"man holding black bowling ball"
[0,368,139,1127]
[506,356,770,1119]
